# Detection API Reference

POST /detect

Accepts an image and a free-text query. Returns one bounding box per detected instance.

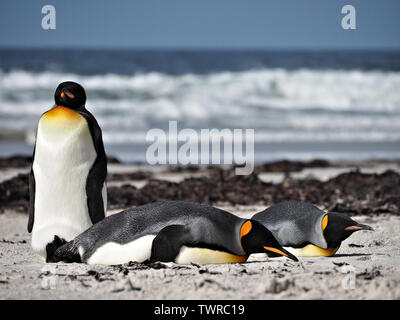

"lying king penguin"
[45,201,299,265]
[252,201,373,257]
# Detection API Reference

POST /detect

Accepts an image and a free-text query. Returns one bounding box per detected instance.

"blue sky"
[0,0,399,49]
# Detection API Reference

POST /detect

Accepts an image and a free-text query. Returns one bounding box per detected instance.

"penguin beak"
[61,91,75,99]
[345,224,374,231]
[264,246,299,262]
[65,91,75,99]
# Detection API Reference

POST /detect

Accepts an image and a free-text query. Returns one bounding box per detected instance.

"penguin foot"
[46,235,67,263]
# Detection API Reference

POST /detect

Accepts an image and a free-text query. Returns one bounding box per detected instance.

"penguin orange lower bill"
[264,246,299,261]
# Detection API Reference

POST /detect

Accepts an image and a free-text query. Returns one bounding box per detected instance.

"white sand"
[0,209,399,300]
[1,162,399,299]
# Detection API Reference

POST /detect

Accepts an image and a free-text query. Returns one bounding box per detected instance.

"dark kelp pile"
[0,174,29,213]
[0,156,33,169]
[1,163,399,215]
[107,168,400,215]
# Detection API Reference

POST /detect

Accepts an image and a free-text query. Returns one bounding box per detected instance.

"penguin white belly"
[86,235,156,265]
[31,106,97,258]
[175,246,248,264]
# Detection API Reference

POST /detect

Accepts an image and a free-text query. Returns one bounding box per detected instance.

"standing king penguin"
[28,81,107,261]
[252,201,373,257]
[46,201,298,265]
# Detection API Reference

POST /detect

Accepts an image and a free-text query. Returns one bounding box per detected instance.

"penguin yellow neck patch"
[285,244,338,257]
[240,221,252,240]
[42,106,82,123]
[175,246,248,264]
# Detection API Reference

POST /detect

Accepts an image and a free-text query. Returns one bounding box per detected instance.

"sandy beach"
[0,159,399,300]
[1,0,400,304]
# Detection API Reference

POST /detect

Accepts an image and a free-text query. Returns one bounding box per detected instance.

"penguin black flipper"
[27,168,36,233]
[27,143,37,233]
[45,236,67,262]
[150,225,192,262]
[76,107,107,224]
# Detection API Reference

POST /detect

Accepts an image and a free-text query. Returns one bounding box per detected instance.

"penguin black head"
[240,219,298,261]
[54,81,86,109]
[323,212,373,248]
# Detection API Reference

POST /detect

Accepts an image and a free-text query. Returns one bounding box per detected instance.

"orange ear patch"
[240,221,252,239]
[322,215,328,231]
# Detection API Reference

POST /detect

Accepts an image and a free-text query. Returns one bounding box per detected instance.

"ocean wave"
[15,129,400,146]
[1,68,400,145]
[1,68,400,108]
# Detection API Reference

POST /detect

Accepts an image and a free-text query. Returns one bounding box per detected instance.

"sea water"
[0,49,399,163]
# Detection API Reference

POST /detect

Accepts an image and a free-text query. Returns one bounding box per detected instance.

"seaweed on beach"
[107,168,400,215]
[0,173,29,212]
[253,159,331,173]
[1,165,400,216]
[107,171,153,182]
[0,155,121,169]
[0,156,32,168]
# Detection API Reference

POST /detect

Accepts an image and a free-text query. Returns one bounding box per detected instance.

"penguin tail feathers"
[46,236,81,263]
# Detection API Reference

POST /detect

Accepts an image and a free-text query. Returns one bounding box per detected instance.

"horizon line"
[1,45,400,52]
